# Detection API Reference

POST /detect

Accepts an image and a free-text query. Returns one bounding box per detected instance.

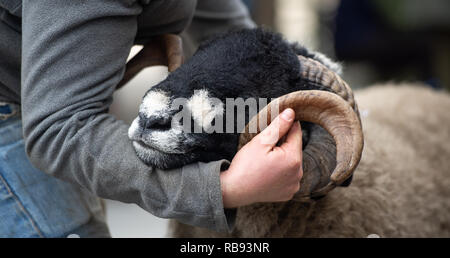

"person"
[0,0,303,237]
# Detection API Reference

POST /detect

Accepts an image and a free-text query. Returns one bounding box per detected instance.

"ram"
[128,28,362,198]
[127,28,450,237]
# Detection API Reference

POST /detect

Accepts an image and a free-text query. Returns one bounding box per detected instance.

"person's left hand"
[117,34,183,89]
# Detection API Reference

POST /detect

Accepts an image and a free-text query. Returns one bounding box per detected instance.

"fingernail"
[280,108,294,121]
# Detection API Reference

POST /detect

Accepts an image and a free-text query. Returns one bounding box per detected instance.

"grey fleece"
[0,0,254,232]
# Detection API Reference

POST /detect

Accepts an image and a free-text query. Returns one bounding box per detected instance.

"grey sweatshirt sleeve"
[20,0,232,232]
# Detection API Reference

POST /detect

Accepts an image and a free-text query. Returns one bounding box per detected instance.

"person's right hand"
[220,108,303,208]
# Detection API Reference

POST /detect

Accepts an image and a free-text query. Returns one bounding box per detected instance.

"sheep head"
[127,29,363,199]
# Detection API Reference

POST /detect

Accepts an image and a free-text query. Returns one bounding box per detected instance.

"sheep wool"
[170,85,450,237]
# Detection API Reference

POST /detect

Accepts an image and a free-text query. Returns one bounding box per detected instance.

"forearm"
[21,0,232,232]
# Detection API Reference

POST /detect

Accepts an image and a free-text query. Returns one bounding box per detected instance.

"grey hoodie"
[0,0,254,233]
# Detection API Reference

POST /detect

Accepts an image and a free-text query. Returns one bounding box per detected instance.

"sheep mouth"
[133,140,172,154]
[133,140,156,150]
[132,139,193,155]
[132,139,201,169]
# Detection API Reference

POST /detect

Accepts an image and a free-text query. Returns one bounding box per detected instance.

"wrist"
[220,168,247,208]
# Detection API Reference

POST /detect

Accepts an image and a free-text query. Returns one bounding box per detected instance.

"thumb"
[257,108,295,149]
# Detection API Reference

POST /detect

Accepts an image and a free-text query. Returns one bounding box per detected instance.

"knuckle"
[281,186,299,201]
[290,184,299,194]
[279,195,291,202]
[285,193,295,201]
[288,156,302,169]
[297,169,303,180]
[278,192,291,202]
[294,183,301,193]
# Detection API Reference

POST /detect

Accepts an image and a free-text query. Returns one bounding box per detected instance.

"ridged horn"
[298,55,359,116]
[238,90,364,195]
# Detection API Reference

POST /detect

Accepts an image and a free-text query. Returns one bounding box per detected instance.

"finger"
[164,34,184,72]
[282,121,303,181]
[116,48,148,89]
[281,121,303,177]
[257,108,295,149]
[281,121,302,155]
[116,34,183,89]
[116,39,167,89]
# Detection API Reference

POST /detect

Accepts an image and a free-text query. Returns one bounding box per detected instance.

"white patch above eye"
[187,89,224,130]
[140,90,170,117]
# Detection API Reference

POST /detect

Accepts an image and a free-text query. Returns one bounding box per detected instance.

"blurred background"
[245,0,450,90]
[107,0,450,237]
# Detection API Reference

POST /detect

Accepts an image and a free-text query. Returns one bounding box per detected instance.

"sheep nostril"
[143,116,172,131]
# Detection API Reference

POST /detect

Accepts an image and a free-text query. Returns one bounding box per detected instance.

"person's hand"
[220,108,303,208]
[117,34,183,89]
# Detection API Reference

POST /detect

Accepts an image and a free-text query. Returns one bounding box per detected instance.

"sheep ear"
[117,34,184,89]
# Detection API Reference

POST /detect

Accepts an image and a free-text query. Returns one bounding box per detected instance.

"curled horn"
[298,55,359,116]
[117,34,183,89]
[238,57,364,199]
[239,90,363,183]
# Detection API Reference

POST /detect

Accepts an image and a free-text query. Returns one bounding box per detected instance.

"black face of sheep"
[128,28,362,196]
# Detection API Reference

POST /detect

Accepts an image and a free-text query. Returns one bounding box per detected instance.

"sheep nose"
[141,115,172,131]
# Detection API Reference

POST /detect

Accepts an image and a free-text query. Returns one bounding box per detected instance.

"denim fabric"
[0,116,110,238]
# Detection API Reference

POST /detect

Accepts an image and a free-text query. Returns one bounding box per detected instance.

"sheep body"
[170,85,450,237]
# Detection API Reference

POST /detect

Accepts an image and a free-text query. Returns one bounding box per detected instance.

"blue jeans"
[0,114,110,238]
